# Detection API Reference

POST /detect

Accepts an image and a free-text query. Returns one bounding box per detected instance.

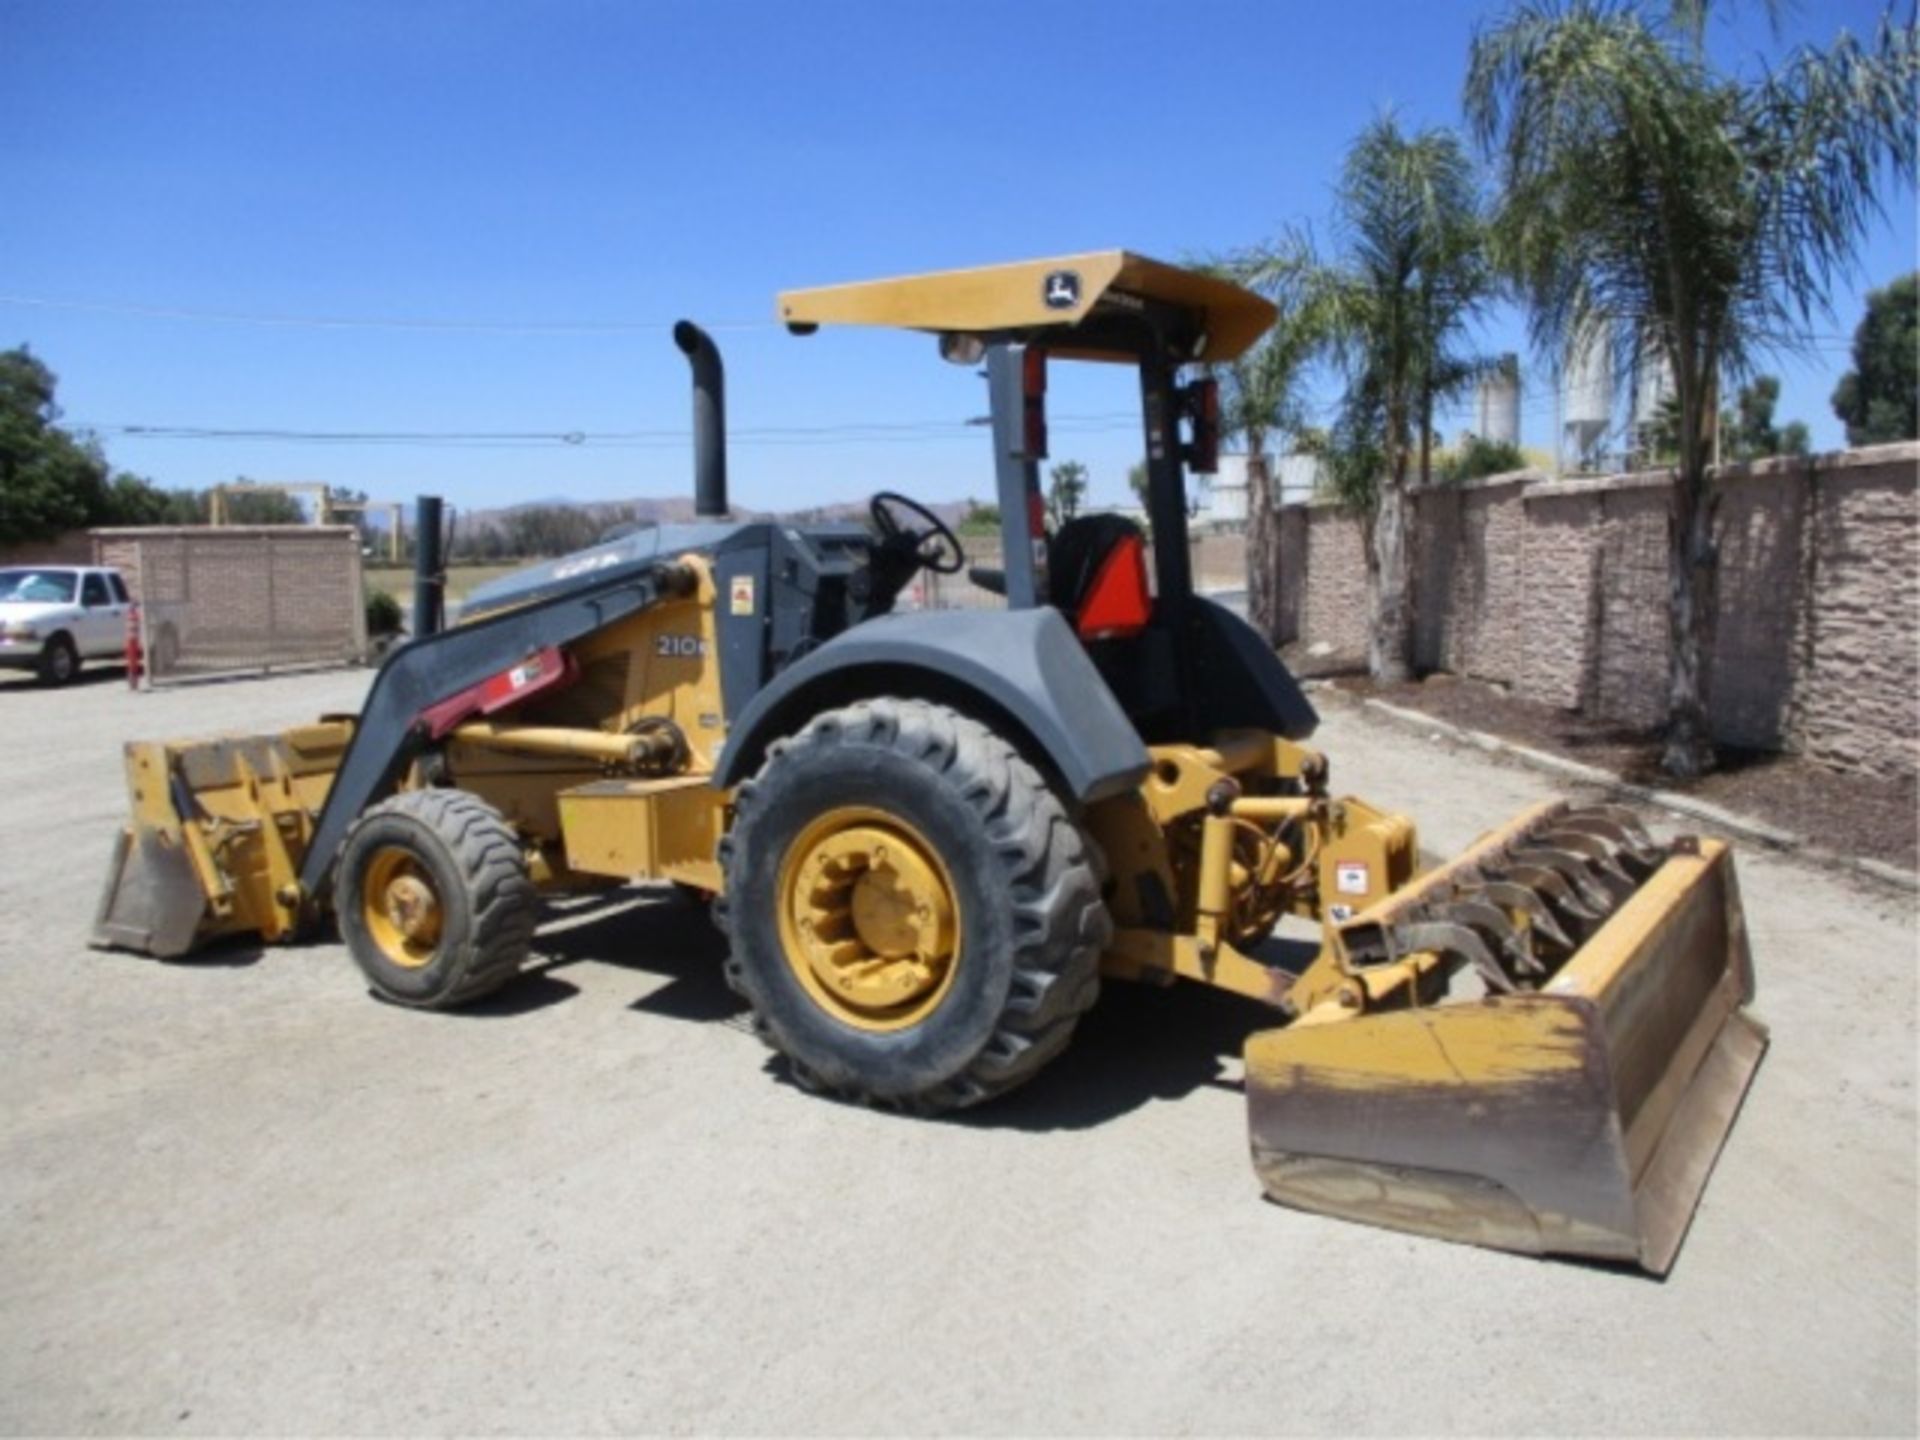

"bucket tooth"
[1538,828,1636,897]
[1388,920,1517,994]
[1577,803,1657,849]
[1478,879,1574,953]
[1553,814,1662,880]
[1508,845,1616,913]
[1444,896,1545,977]
[1495,861,1602,933]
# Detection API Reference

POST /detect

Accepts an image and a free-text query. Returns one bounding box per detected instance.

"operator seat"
[1048,514,1154,642]
[967,514,1154,642]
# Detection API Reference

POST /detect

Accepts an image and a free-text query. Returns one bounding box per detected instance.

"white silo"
[1630,344,1674,431]
[1561,324,1614,471]
[1475,354,1521,447]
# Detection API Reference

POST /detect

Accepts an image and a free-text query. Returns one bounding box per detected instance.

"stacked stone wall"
[1276,443,1919,779]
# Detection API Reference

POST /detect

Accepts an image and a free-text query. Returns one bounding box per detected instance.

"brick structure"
[90,525,367,682]
[0,532,95,566]
[1276,442,1919,781]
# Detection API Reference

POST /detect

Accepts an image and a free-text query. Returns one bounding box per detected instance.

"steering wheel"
[869,491,965,575]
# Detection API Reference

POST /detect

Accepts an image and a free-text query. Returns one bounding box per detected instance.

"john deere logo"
[1042,271,1081,310]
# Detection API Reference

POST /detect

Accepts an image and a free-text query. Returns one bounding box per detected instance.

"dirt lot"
[0,666,1913,1435]
[1310,669,1919,872]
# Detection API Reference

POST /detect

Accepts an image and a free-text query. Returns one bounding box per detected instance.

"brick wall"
[0,532,95,566]
[1277,499,1370,656]
[1276,442,1920,780]
[91,526,367,681]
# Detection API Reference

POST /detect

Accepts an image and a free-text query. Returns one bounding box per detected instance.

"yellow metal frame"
[777,251,1278,364]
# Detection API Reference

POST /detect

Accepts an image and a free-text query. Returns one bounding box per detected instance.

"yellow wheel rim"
[361,846,445,970]
[775,806,962,1032]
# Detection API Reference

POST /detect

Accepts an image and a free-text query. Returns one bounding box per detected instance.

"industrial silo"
[1475,354,1521,447]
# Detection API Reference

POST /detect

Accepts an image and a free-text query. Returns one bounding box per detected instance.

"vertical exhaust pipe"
[413,493,445,638]
[673,320,728,518]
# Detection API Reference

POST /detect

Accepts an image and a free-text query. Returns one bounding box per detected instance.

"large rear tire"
[336,789,537,1008]
[719,698,1108,1112]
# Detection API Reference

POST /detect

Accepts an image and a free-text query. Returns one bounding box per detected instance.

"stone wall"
[1276,442,1919,780]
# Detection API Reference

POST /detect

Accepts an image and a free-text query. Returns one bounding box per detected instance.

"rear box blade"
[1245,837,1767,1274]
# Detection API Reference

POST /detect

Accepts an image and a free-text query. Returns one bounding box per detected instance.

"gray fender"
[713,607,1150,804]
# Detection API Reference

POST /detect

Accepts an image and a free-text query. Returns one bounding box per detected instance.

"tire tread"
[344,788,537,1007]
[720,697,1108,1111]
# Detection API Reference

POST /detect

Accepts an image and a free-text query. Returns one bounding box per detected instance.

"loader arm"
[293,558,693,901]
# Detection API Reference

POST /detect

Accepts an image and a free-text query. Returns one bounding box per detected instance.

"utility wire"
[76,413,1144,449]
[0,293,775,335]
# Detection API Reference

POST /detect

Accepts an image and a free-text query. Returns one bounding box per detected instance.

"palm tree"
[1208,234,1332,646]
[1320,117,1491,682]
[1466,3,1917,774]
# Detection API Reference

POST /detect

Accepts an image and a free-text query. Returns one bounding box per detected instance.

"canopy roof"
[776,251,1276,364]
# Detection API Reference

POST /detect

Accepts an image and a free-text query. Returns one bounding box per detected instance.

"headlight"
[2,623,36,641]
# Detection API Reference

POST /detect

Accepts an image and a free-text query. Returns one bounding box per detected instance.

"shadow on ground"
[164,883,1296,1131]
[507,887,739,1023]
[504,887,1296,1132]
[0,663,130,692]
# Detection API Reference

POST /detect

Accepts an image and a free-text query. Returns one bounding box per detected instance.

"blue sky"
[2,0,1912,516]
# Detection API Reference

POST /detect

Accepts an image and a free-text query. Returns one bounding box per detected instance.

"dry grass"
[364,563,526,605]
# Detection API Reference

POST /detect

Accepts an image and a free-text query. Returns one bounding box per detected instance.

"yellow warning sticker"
[730,574,755,616]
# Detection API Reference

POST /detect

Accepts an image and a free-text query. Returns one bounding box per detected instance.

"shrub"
[365,585,404,636]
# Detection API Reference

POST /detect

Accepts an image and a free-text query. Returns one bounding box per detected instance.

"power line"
[75,413,1144,450]
[0,293,775,335]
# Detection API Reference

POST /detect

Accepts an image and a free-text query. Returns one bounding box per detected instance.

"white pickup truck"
[0,565,133,685]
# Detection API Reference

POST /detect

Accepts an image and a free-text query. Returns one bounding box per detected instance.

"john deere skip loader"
[94,253,1765,1272]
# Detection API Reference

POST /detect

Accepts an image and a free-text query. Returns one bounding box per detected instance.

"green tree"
[1318,117,1491,680]
[100,473,196,525]
[0,347,115,543]
[1466,4,1917,774]
[1830,273,1918,445]
[219,484,307,526]
[1126,461,1149,506]
[1440,434,1529,483]
[1207,234,1337,646]
[1045,460,1088,529]
[1724,375,1809,461]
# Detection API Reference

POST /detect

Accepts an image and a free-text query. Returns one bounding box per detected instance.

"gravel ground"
[0,664,1913,1436]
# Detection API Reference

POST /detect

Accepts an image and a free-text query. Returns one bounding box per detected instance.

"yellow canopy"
[776,251,1276,364]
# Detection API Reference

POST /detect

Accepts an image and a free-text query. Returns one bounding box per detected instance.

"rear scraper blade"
[1244,824,1767,1274]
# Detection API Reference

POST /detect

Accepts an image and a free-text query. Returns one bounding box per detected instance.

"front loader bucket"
[91,723,353,959]
[1246,807,1766,1274]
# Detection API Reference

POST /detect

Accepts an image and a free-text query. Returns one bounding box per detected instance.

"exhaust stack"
[673,320,728,518]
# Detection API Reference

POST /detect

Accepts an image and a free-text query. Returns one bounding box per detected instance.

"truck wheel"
[336,789,538,1008]
[37,635,79,686]
[720,698,1108,1112]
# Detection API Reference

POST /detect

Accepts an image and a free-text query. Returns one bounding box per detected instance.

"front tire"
[720,698,1108,1111]
[37,635,79,686]
[336,789,538,1008]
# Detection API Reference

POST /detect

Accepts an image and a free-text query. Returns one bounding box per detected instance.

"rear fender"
[713,608,1150,805]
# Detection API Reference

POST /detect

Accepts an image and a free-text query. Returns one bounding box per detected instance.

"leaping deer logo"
[1042,271,1081,310]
